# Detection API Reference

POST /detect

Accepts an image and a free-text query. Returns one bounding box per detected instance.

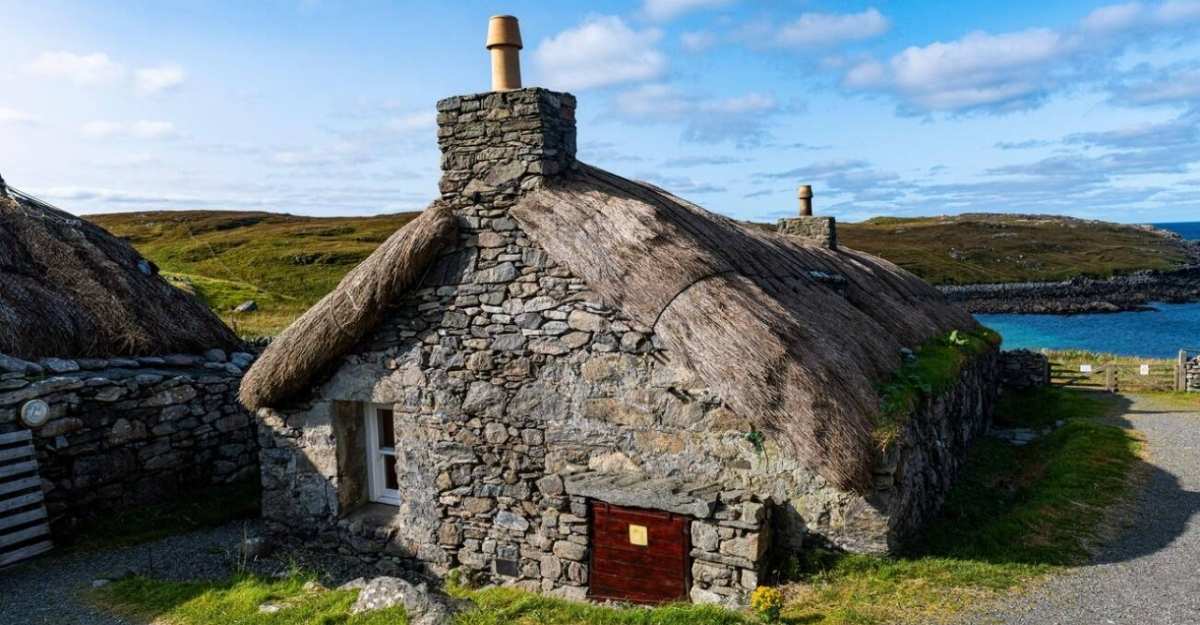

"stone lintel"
[562,471,719,518]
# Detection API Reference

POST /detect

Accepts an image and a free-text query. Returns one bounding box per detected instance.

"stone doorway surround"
[562,471,771,606]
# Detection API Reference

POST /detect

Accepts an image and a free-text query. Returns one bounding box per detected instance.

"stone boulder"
[346,576,468,625]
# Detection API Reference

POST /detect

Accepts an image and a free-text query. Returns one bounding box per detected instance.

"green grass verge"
[89,388,1139,625]
[874,328,1001,446]
[93,574,747,625]
[72,480,261,551]
[782,387,1140,624]
[93,572,407,625]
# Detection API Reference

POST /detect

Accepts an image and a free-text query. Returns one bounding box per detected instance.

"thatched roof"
[0,193,241,360]
[513,165,976,489]
[238,202,457,411]
[241,164,976,490]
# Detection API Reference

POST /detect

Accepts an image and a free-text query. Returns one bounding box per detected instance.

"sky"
[1,1,1199,223]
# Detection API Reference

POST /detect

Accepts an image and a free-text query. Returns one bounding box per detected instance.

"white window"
[364,405,400,505]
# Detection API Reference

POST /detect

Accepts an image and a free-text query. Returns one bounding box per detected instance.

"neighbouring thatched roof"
[238,202,457,411]
[0,193,242,360]
[241,164,977,490]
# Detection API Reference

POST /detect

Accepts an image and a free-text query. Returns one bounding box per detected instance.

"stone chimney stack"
[436,17,576,204]
[798,184,813,216]
[778,184,837,250]
[486,16,523,92]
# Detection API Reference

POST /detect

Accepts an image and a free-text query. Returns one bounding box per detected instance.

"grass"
[72,480,261,551]
[94,572,407,625]
[94,572,747,625]
[89,210,419,337]
[88,387,1140,625]
[837,214,1195,285]
[874,327,1001,446]
[780,386,1141,625]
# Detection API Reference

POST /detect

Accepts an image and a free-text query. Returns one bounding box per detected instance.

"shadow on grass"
[68,479,261,552]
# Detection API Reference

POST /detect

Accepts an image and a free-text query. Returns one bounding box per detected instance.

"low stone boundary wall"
[999,349,1050,389]
[0,350,258,536]
[1187,356,1200,392]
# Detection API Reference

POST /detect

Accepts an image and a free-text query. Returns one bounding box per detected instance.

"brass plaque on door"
[628,524,648,546]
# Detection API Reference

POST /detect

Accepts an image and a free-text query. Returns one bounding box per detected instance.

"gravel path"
[0,520,261,625]
[966,394,1200,625]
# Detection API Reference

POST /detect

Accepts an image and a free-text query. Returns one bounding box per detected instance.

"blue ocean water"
[977,303,1200,358]
[1154,222,1200,240]
[975,222,1200,357]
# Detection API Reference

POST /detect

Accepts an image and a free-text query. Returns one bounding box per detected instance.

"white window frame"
[364,404,400,506]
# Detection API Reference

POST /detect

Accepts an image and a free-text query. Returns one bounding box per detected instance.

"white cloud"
[135,64,186,95]
[1081,3,1145,32]
[641,0,735,22]
[844,28,1072,112]
[0,108,38,125]
[771,8,891,48]
[81,120,178,140]
[841,2,1200,114]
[680,30,717,53]
[1082,0,1200,31]
[26,51,125,86]
[535,16,667,91]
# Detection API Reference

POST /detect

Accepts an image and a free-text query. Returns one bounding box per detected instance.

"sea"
[975,222,1200,358]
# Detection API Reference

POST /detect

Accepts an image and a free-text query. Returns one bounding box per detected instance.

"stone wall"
[0,350,258,536]
[998,349,1050,389]
[1187,356,1199,392]
[256,87,1000,606]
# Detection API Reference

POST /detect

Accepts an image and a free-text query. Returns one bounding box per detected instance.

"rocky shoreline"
[940,265,1200,314]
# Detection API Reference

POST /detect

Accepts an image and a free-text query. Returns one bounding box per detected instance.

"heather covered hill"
[90,210,418,336]
[837,214,1197,286]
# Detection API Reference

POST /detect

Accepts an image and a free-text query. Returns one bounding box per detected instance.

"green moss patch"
[874,327,1001,447]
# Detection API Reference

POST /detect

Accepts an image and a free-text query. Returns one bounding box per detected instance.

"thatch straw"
[239,202,457,411]
[0,195,241,360]
[511,164,978,490]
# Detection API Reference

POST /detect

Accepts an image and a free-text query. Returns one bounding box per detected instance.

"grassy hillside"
[89,210,1195,337]
[90,210,418,336]
[838,214,1195,285]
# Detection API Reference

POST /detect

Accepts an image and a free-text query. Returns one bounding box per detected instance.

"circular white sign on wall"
[20,399,50,428]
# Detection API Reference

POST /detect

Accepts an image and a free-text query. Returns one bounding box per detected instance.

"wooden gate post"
[1105,365,1116,393]
[1178,350,1187,393]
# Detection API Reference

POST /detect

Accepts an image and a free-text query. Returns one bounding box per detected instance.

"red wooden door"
[589,501,691,604]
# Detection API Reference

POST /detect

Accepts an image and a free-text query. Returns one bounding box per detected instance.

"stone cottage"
[0,186,257,565]
[240,16,997,607]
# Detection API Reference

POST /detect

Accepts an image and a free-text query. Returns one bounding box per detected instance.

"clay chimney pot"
[486,15,523,91]
[798,184,813,216]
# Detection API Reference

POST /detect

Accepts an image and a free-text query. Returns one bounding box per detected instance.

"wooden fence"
[1050,357,1180,393]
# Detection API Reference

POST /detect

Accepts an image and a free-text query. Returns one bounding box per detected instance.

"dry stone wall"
[0,350,258,536]
[1187,356,1199,392]
[255,87,1000,606]
[998,349,1050,389]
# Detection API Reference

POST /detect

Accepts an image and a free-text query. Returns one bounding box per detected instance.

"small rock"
[40,358,79,374]
[258,601,283,614]
[91,579,111,589]
[349,576,467,625]
[204,349,228,363]
[234,300,258,313]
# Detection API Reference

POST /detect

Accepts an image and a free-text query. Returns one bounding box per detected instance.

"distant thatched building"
[0,189,240,359]
[0,186,254,562]
[242,82,999,605]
